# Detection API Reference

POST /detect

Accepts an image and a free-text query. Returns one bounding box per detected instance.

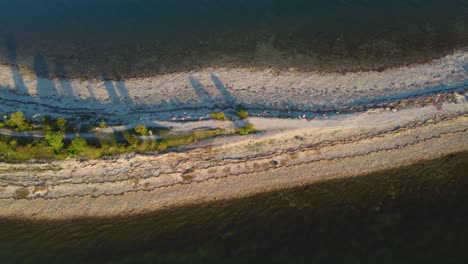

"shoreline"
[3,48,468,81]
[1,50,467,123]
[0,50,467,221]
[0,109,466,220]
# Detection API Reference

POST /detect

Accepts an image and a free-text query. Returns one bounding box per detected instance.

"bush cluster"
[210,112,226,121]
[5,111,33,132]
[0,111,253,163]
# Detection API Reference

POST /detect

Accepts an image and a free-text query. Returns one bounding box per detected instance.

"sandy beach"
[0,50,467,220]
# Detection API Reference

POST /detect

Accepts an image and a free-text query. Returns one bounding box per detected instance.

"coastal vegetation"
[235,107,249,119]
[3,111,33,132]
[210,112,226,121]
[0,111,240,163]
[237,123,256,135]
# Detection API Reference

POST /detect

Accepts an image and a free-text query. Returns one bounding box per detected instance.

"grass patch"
[237,123,256,135]
[161,129,225,149]
[210,112,226,121]
[0,140,56,163]
[235,107,249,119]
[0,128,227,163]
[0,109,256,163]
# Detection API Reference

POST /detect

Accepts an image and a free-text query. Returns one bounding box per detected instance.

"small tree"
[45,131,64,152]
[68,137,88,156]
[5,111,33,132]
[56,117,67,133]
[135,124,148,136]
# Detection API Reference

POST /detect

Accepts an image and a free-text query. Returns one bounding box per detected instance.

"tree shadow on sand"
[5,36,28,95]
[102,73,133,105]
[34,53,59,98]
[188,73,237,106]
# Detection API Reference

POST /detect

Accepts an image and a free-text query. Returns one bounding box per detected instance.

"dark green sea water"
[0,0,467,78]
[1,152,467,263]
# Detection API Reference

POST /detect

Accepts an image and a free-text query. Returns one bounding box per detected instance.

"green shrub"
[9,139,17,149]
[157,142,168,152]
[9,141,56,162]
[235,107,249,119]
[5,111,33,132]
[82,147,105,159]
[45,131,64,152]
[40,115,54,132]
[123,132,140,147]
[56,118,67,132]
[238,123,256,135]
[68,137,88,156]
[210,112,226,121]
[98,120,108,129]
[135,124,148,136]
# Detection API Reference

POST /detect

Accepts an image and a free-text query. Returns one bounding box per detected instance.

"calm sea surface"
[1,152,467,263]
[0,0,467,78]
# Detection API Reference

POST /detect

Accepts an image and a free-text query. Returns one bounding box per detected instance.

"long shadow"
[115,80,132,104]
[86,85,96,100]
[188,74,248,128]
[189,74,237,106]
[34,53,58,97]
[112,69,133,105]
[210,73,236,104]
[102,73,133,104]
[5,36,28,95]
[102,73,121,104]
[55,63,74,97]
[189,75,212,104]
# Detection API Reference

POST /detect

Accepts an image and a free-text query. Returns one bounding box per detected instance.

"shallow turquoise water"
[1,152,467,263]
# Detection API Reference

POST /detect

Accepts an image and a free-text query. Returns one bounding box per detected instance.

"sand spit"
[0,51,467,220]
[0,102,467,220]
